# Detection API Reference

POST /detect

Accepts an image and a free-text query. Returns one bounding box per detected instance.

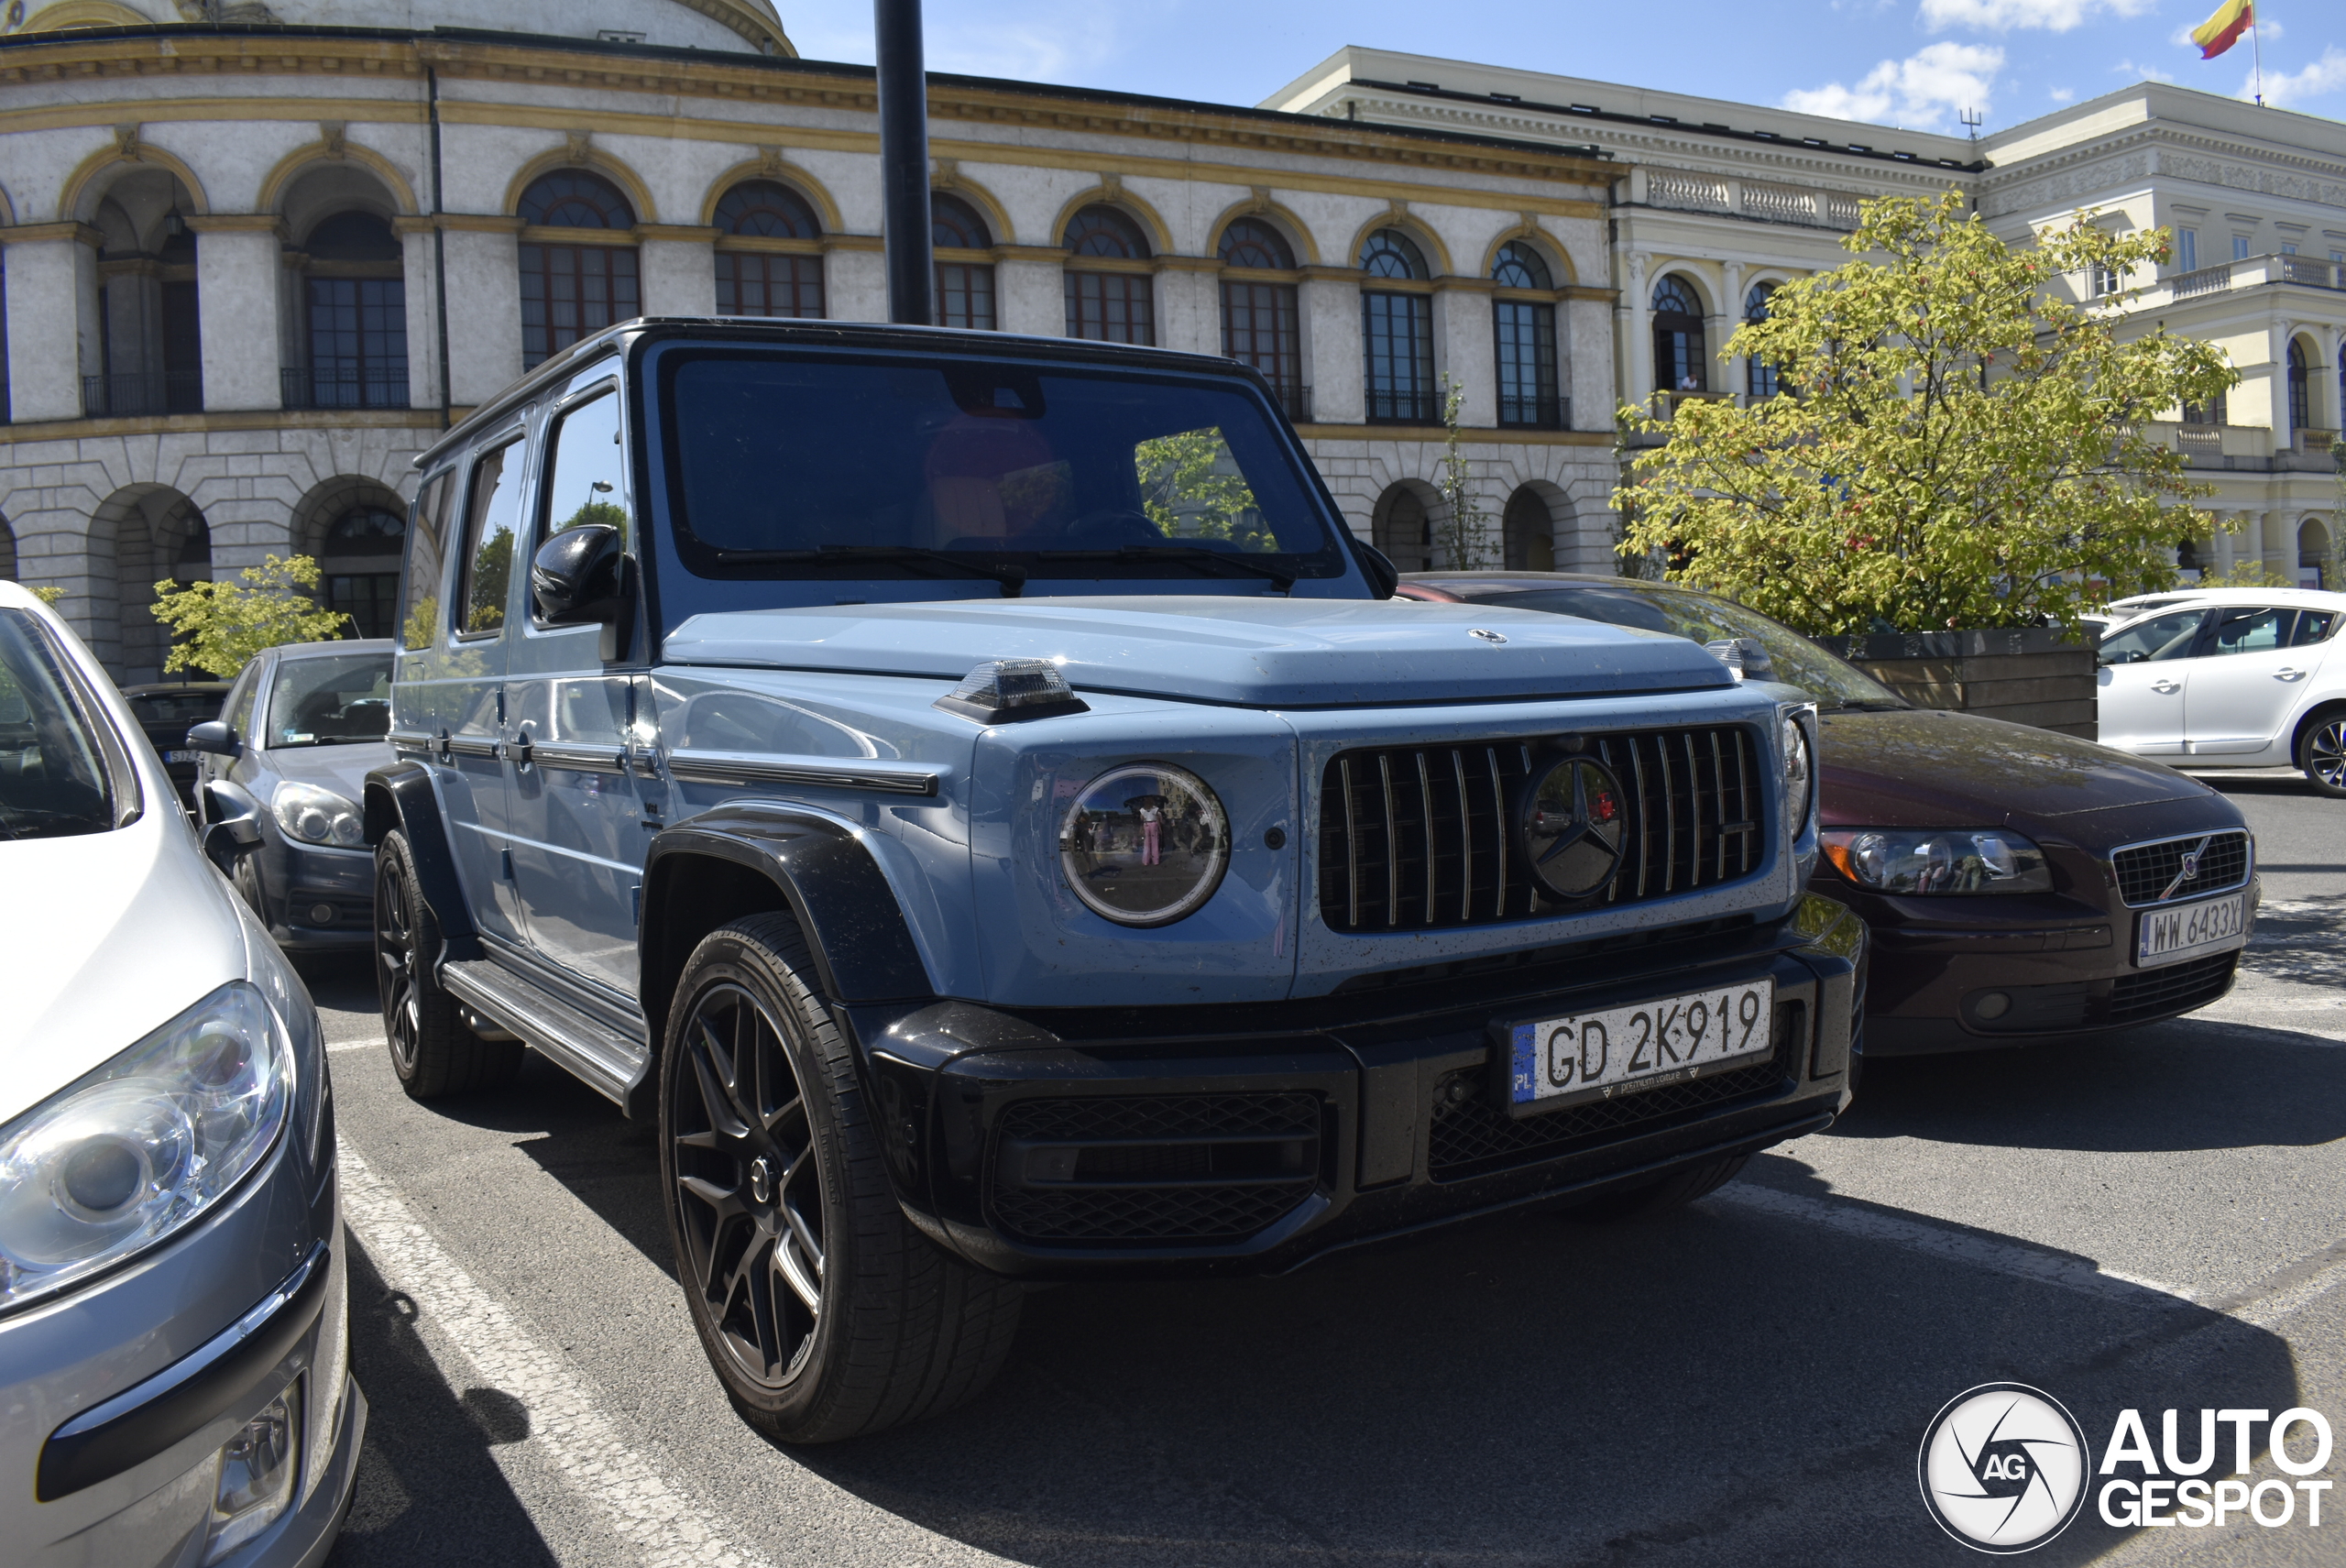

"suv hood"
[663,597,1733,707]
[0,810,249,1119]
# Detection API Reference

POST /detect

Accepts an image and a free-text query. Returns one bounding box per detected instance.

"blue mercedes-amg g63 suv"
[366,318,1861,1443]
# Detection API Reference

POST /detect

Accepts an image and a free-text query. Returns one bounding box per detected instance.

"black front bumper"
[848,894,1864,1279]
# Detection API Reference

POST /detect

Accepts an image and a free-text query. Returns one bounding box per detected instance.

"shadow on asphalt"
[325,1234,558,1568]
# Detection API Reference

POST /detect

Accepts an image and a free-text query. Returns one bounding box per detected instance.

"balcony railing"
[1261,380,1312,423]
[282,366,411,411]
[2141,252,2345,308]
[1365,387,1438,425]
[82,372,202,417]
[1498,393,1568,431]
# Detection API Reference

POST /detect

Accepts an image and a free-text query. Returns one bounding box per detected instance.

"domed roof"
[10,0,793,56]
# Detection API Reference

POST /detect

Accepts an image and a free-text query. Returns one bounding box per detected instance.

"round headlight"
[1058,762,1230,927]
[1781,716,1813,841]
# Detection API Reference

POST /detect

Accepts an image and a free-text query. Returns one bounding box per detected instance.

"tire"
[660,914,1023,1444]
[1571,1153,1751,1223]
[374,830,520,1099]
[2297,708,2346,798]
[231,847,268,921]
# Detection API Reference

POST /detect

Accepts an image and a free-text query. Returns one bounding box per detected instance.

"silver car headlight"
[1058,762,1231,927]
[0,982,293,1312]
[272,780,364,847]
[1822,828,2055,894]
[1779,707,1816,842]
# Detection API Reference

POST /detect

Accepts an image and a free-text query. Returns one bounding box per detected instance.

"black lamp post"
[874,0,933,325]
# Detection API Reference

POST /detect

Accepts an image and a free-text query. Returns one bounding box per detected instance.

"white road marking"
[327,1036,386,1054]
[336,1138,768,1568]
[1711,1184,2198,1306]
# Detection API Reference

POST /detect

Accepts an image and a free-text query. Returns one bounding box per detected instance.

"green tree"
[1434,373,1495,570]
[1135,427,1273,550]
[1615,191,2239,634]
[150,554,351,677]
[466,530,514,631]
[28,585,67,606]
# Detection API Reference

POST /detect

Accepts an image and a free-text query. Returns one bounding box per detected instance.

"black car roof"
[415,318,1275,474]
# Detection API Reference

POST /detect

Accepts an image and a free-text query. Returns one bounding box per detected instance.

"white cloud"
[1781,42,2003,128]
[781,4,1123,82]
[2253,46,2346,105]
[1921,0,2151,32]
[2112,58,2177,83]
[2049,85,2076,102]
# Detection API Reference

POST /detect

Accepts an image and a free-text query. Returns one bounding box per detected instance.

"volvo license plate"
[2134,890,2250,969]
[164,749,198,763]
[1503,978,1775,1116]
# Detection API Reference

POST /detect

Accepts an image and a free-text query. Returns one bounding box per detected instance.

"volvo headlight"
[1058,762,1231,927]
[272,781,364,847]
[0,982,293,1311]
[1822,828,2054,894]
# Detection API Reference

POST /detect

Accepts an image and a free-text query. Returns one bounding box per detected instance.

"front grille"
[2111,830,2250,907]
[987,1093,1321,1245]
[1426,1003,1802,1182]
[2108,952,2238,1025]
[1318,728,1766,935]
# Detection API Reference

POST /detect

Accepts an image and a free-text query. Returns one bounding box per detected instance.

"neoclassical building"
[0,2,1622,683]
[1274,50,2345,588]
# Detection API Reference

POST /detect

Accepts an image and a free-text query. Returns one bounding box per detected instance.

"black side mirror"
[186,719,238,757]
[531,523,629,626]
[1350,537,1400,599]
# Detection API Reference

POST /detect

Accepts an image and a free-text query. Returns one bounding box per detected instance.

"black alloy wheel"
[373,830,519,1098]
[670,980,828,1387]
[660,915,1023,1443]
[2301,713,2346,799]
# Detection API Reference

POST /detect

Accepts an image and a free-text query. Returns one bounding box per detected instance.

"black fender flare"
[639,804,935,1028]
[361,761,478,947]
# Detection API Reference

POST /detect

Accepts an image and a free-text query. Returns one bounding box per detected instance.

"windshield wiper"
[1031,545,1297,591]
[720,546,1027,598]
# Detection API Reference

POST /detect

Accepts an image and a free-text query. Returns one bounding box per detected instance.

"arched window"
[1063,204,1153,345]
[1493,241,1560,429]
[1359,228,1429,280]
[2286,339,2310,430]
[1361,229,1433,423]
[517,170,640,368]
[297,211,408,409]
[1220,219,1301,416]
[1651,275,1706,396]
[1744,282,1779,400]
[1491,241,1551,291]
[932,192,995,331]
[713,180,824,320]
[1502,488,1555,572]
[320,504,406,640]
[1374,485,1431,572]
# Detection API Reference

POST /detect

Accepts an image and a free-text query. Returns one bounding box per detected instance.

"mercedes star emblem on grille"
[1520,756,1627,898]
[1468,628,1507,643]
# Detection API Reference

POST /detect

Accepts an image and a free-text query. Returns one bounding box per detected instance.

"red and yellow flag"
[2191,0,2253,60]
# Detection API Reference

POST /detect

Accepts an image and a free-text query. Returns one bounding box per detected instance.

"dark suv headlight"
[1058,762,1231,927]
[0,981,293,1311]
[1822,828,2054,894]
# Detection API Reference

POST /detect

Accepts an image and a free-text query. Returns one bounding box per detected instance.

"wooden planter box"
[1809,627,2100,740]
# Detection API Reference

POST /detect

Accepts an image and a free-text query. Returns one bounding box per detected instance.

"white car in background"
[0,581,362,1566]
[2095,587,2346,796]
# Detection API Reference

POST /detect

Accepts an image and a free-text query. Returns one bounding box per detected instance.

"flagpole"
[2251,3,2264,104]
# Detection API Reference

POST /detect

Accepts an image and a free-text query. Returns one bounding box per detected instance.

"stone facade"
[0,5,1618,681]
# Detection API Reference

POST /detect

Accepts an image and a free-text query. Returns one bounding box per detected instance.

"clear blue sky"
[787,0,2345,135]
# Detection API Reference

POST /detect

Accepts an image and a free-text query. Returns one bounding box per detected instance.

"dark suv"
[366,318,1863,1442]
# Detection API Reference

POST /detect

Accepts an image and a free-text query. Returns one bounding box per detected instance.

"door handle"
[510,727,533,769]
[2151,679,2181,694]
[2275,667,2306,681]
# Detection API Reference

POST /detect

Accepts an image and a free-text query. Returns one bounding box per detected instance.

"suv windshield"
[1474,585,1906,710]
[658,350,1346,600]
[265,652,392,747]
[0,609,130,840]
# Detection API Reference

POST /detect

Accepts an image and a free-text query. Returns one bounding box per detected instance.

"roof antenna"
[1958,106,1982,141]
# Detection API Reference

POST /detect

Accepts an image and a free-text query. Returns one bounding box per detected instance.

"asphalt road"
[309,774,2346,1568]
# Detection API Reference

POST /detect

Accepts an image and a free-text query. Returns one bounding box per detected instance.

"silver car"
[0,582,363,1566]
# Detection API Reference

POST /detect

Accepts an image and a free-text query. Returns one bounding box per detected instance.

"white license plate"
[164,750,198,763]
[2135,890,2251,969]
[1505,978,1776,1114]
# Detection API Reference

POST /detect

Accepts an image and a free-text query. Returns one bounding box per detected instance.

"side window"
[456,437,526,638]
[2292,609,2340,646]
[223,663,262,738]
[540,389,630,547]
[2097,609,2209,666]
[2209,607,2291,656]
[400,468,458,651]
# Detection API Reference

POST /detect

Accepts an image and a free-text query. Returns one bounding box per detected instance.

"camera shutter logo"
[1919,1383,2091,1553]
